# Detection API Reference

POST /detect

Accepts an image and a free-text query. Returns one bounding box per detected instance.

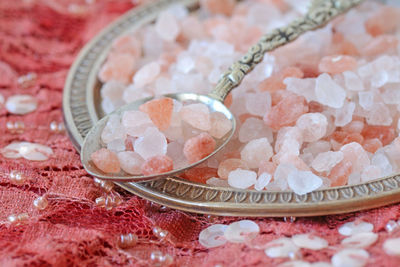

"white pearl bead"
[118,233,138,248]
[33,196,48,210]
[9,170,26,185]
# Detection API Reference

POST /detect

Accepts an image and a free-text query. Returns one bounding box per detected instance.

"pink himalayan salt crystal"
[259,66,304,92]
[5,95,38,115]
[224,220,260,243]
[183,132,216,163]
[167,142,187,170]
[133,62,161,88]
[182,167,217,184]
[101,114,126,144]
[180,103,211,131]
[275,126,303,153]
[318,55,358,74]
[122,110,154,137]
[245,92,271,117]
[239,117,273,143]
[258,160,276,176]
[362,125,395,146]
[117,151,144,175]
[201,0,235,16]
[111,35,141,59]
[331,249,369,267]
[134,127,167,160]
[328,161,352,187]
[363,138,382,153]
[141,155,173,176]
[91,148,120,174]
[362,35,398,57]
[365,6,400,36]
[264,94,309,130]
[139,98,174,131]
[98,53,136,84]
[241,138,273,169]
[341,142,370,174]
[228,169,257,189]
[311,151,344,173]
[342,120,364,133]
[315,73,346,109]
[273,154,309,171]
[155,11,180,42]
[209,112,232,139]
[217,158,249,180]
[296,113,328,142]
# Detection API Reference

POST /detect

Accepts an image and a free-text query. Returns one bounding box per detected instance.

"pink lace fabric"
[1,1,400,266]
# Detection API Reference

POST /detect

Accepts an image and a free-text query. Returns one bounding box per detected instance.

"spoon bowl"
[81,93,236,182]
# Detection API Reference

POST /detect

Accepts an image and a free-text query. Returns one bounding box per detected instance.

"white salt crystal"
[180,103,211,131]
[382,84,400,105]
[334,101,355,127]
[155,11,180,42]
[117,151,144,175]
[331,249,369,267]
[361,165,382,182]
[167,141,187,169]
[123,84,153,104]
[106,138,126,152]
[228,169,257,189]
[264,237,299,258]
[315,73,346,108]
[383,238,400,255]
[240,138,273,168]
[366,103,393,126]
[224,220,260,243]
[343,71,364,91]
[101,80,126,102]
[209,112,232,139]
[239,117,273,143]
[303,141,331,156]
[338,221,373,236]
[348,172,361,185]
[122,110,154,137]
[273,164,296,191]
[291,234,328,250]
[1,142,25,159]
[101,114,126,144]
[287,170,322,195]
[176,54,195,74]
[254,173,272,191]
[296,113,328,142]
[285,77,317,102]
[133,62,161,88]
[275,127,303,153]
[206,177,229,187]
[166,4,188,19]
[134,127,167,160]
[5,95,38,115]
[311,151,344,172]
[358,92,374,110]
[341,232,378,248]
[371,70,389,88]
[371,152,393,177]
[199,224,228,248]
[245,92,271,117]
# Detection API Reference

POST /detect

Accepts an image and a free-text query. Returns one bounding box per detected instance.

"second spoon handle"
[208,0,364,102]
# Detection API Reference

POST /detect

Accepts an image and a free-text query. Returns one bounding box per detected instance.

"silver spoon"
[81,0,364,182]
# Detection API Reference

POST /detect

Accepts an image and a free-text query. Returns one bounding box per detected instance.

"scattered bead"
[17,72,37,88]
[33,196,48,210]
[284,217,296,223]
[118,233,138,248]
[7,213,29,225]
[9,170,26,185]
[150,251,174,266]
[50,121,65,133]
[6,121,25,133]
[385,220,399,233]
[95,196,106,207]
[153,226,169,240]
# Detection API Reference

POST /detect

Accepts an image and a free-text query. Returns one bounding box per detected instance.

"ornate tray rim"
[62,0,400,217]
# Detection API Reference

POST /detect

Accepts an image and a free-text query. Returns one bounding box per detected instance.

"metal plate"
[63,0,400,217]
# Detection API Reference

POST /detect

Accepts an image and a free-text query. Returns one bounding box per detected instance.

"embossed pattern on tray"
[63,0,400,217]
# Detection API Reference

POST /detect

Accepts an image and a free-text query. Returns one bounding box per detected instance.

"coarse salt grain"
[199,224,228,248]
[331,249,369,267]
[338,221,374,236]
[291,234,328,250]
[5,95,38,115]
[223,220,260,243]
[265,237,299,258]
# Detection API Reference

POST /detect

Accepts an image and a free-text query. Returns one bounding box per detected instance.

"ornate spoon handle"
[208,0,365,102]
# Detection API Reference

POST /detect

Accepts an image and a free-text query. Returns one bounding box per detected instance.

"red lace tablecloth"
[1,1,400,266]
